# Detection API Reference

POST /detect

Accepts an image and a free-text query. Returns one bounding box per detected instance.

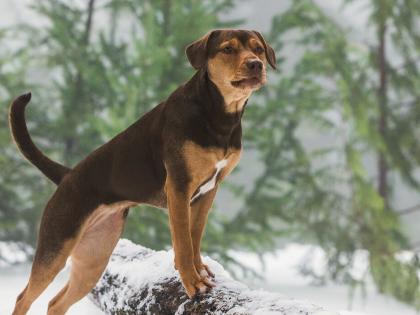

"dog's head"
[186,29,276,103]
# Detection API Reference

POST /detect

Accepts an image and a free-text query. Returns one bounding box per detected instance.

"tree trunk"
[89,239,332,315]
[63,0,95,165]
[377,14,388,204]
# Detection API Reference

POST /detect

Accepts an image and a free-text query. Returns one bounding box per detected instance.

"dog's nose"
[246,60,263,72]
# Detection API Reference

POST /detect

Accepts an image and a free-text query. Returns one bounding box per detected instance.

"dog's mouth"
[231,77,264,89]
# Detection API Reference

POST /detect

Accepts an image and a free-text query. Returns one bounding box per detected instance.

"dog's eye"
[222,46,233,54]
[255,46,264,54]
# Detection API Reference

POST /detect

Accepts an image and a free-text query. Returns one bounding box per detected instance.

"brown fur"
[9,29,275,314]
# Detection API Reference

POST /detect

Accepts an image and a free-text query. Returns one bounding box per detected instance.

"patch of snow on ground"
[0,241,32,267]
[235,243,417,315]
[0,263,102,315]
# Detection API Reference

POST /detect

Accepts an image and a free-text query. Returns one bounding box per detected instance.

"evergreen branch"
[398,204,420,216]
[388,97,420,108]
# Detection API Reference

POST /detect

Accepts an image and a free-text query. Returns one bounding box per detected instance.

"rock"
[89,239,336,315]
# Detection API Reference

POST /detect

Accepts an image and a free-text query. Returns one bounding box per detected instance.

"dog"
[9,29,276,315]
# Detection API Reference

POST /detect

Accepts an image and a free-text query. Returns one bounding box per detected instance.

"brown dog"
[9,29,276,315]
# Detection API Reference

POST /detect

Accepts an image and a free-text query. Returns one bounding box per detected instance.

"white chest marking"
[190,159,228,203]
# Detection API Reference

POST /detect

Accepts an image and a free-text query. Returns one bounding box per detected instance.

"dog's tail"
[9,92,71,185]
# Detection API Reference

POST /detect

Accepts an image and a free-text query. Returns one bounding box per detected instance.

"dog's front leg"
[166,179,214,298]
[191,187,218,281]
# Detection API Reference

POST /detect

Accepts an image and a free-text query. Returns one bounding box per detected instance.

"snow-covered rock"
[89,239,337,315]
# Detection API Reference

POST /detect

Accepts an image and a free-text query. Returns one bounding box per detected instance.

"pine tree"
[0,28,51,251]
[0,0,112,251]
[29,0,106,167]
[233,0,420,307]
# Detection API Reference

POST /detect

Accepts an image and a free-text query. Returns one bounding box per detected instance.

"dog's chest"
[182,140,241,204]
[190,159,228,203]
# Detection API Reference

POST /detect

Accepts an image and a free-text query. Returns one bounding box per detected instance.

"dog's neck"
[186,69,247,137]
[223,94,250,113]
[208,74,252,114]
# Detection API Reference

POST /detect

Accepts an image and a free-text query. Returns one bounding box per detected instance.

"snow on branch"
[89,239,335,315]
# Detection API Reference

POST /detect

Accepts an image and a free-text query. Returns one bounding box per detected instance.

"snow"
[0,242,32,267]
[0,240,416,315]
[0,263,102,315]
[235,244,417,315]
[93,239,331,315]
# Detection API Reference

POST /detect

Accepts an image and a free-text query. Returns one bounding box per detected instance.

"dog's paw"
[196,263,215,279]
[179,269,214,298]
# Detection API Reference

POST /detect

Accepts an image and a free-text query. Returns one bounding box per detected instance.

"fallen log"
[89,239,335,315]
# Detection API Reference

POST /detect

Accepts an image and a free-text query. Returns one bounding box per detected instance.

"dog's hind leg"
[12,235,78,315]
[12,184,98,315]
[47,207,129,315]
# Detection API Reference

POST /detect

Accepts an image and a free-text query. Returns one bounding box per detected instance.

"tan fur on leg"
[191,188,218,281]
[47,206,128,315]
[12,240,76,315]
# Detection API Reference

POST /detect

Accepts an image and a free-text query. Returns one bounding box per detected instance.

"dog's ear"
[186,30,219,70]
[252,31,277,69]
